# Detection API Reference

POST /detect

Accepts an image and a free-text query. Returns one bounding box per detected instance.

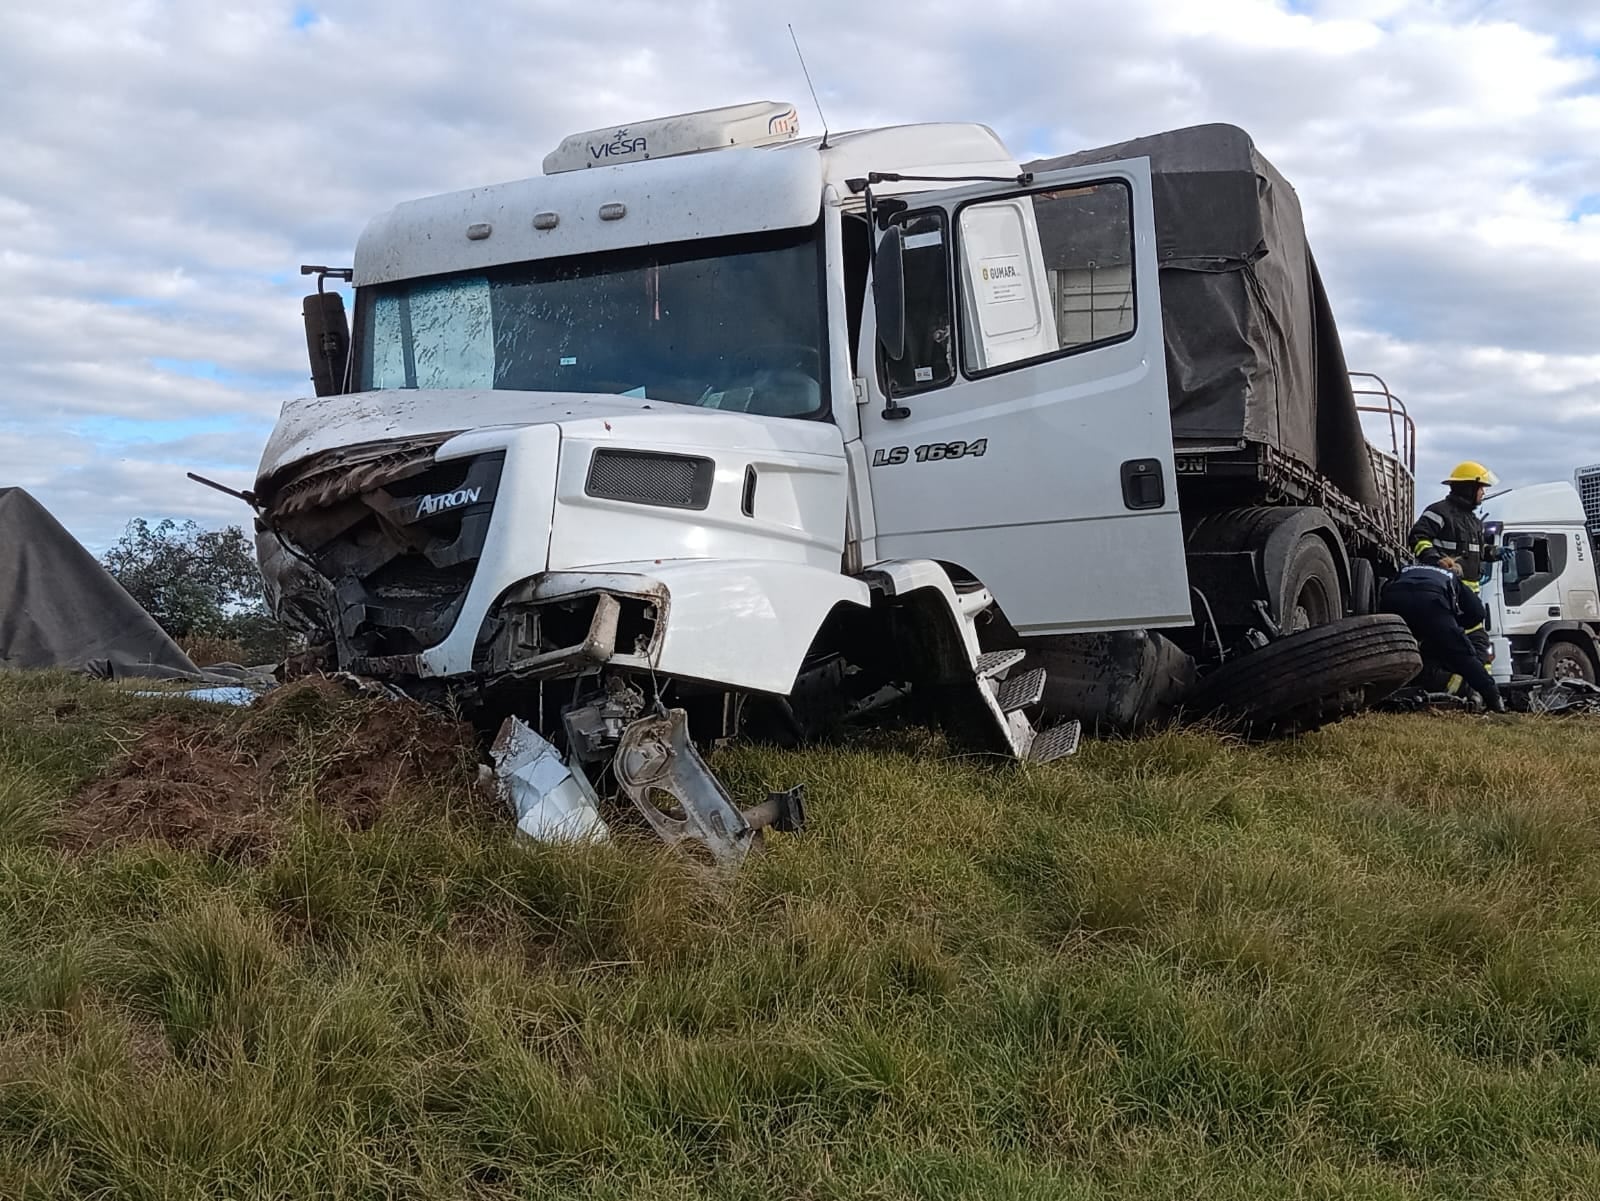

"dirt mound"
[67,677,484,860]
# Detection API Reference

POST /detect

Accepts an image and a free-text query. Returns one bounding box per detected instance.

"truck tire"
[1187,614,1420,736]
[1349,557,1378,616]
[1280,536,1342,632]
[1540,639,1597,683]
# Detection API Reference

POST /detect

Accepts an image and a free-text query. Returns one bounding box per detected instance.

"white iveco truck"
[257,102,1420,862]
[1478,477,1600,683]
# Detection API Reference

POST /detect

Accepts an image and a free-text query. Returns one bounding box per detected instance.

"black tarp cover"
[0,487,208,680]
[1026,124,1378,509]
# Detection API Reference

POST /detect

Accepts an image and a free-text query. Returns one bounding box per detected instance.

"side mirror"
[874,225,907,362]
[302,291,350,397]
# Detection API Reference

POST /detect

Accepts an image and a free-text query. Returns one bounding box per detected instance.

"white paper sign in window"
[958,180,1135,374]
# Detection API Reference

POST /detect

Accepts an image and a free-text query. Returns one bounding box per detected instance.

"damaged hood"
[257,389,742,486]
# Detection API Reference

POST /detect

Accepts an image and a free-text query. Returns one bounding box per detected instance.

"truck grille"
[270,450,504,664]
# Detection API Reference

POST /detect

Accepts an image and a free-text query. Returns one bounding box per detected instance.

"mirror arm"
[187,472,260,511]
[301,264,353,295]
[851,171,1034,189]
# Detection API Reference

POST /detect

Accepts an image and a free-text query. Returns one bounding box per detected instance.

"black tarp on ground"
[1026,123,1379,509]
[0,487,209,680]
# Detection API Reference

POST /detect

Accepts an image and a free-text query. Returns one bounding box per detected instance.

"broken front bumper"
[350,573,668,684]
[375,559,868,699]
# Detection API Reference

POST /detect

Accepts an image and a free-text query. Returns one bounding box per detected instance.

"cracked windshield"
[357,225,826,417]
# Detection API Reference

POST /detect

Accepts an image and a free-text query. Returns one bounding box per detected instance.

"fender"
[860,558,988,680]
[1186,506,1350,624]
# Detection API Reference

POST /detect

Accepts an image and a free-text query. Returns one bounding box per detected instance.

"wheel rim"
[1549,647,1591,681]
[1289,577,1336,633]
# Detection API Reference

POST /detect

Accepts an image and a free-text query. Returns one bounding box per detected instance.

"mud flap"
[615,709,758,871]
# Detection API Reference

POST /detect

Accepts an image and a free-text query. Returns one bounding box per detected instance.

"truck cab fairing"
[253,389,860,686]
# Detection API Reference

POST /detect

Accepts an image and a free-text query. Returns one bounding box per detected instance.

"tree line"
[101,518,295,666]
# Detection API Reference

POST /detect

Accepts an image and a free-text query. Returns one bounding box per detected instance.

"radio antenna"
[788,23,829,148]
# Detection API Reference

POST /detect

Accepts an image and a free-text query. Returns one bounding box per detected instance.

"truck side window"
[956,180,1134,374]
[1504,532,1566,606]
[882,211,955,397]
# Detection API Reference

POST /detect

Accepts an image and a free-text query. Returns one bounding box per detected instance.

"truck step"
[1027,720,1082,763]
[994,666,1047,713]
[975,649,1026,680]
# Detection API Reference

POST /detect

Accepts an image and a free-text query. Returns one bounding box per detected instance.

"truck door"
[1503,531,1568,619]
[857,159,1190,635]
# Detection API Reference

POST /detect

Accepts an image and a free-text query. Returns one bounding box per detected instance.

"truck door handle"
[1549,606,1562,617]
[1121,459,1165,511]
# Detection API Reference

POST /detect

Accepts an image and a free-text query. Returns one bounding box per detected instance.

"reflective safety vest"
[1409,495,1488,593]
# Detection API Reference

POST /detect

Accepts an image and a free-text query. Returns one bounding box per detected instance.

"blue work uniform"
[1380,564,1502,708]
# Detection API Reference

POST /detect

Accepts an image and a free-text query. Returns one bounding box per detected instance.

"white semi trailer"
[256,102,1420,863]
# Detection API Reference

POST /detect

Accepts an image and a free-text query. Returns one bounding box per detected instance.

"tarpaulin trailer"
[0,487,207,680]
[1027,125,1415,670]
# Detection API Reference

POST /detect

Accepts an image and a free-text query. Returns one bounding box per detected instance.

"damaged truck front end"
[256,105,1106,865]
[255,389,878,865]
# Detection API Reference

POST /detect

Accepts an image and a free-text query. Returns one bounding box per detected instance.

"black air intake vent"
[586,449,714,510]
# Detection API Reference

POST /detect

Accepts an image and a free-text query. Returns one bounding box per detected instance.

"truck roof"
[777,122,1018,191]
[352,121,1017,287]
[1482,481,1588,527]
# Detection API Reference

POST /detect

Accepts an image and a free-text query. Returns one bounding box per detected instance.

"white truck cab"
[1480,480,1600,683]
[259,102,1415,862]
[281,103,1190,645]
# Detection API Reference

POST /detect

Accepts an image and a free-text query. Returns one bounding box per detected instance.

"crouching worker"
[1381,558,1506,712]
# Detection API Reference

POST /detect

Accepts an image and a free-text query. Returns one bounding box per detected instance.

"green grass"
[3,672,1600,1198]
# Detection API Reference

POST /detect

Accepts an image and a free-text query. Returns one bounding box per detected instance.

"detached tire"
[1188,614,1421,736]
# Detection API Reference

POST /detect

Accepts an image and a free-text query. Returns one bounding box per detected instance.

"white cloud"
[1,0,1598,553]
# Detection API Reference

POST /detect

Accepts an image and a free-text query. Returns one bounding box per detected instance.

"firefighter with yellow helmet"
[1409,460,1499,671]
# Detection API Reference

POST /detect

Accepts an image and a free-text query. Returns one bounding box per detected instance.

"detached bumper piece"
[616,709,801,872]
[494,704,806,872]
[490,718,609,843]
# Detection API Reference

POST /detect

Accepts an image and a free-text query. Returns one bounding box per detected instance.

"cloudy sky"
[3,0,1598,549]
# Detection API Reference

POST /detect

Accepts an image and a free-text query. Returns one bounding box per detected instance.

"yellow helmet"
[1442,461,1498,487]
